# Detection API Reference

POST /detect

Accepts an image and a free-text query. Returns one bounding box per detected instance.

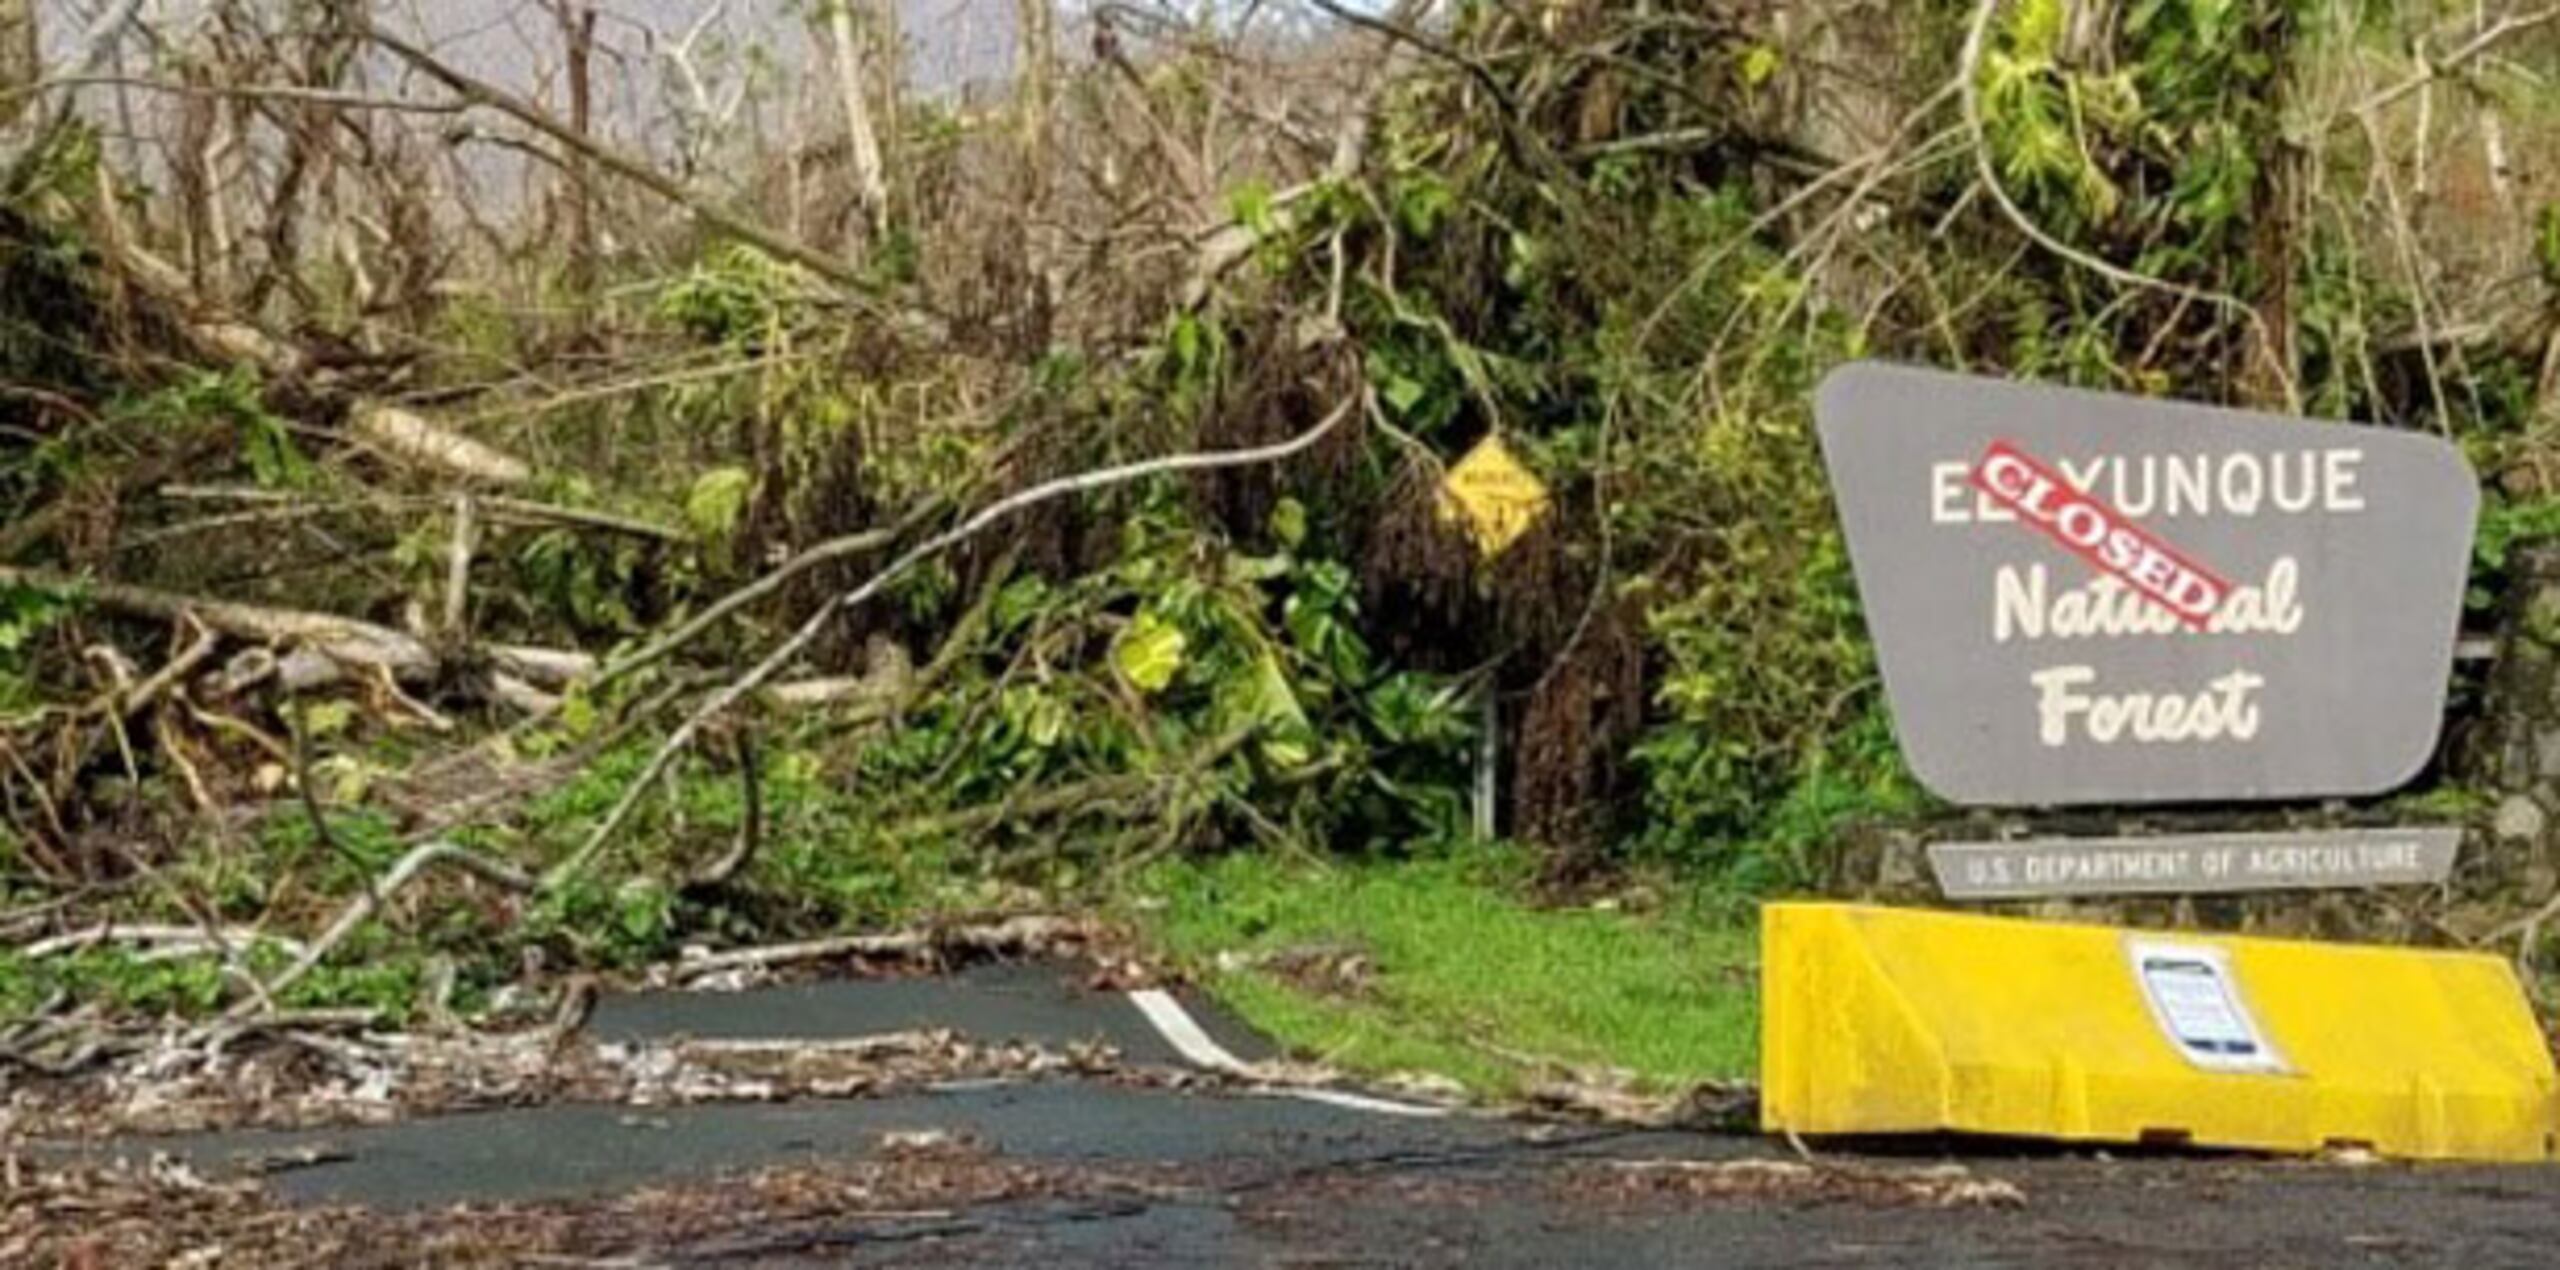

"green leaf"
[685,467,754,543]
[559,683,598,737]
[1225,552,1291,585]
[1228,179,1275,235]
[1113,612,1188,694]
[1228,651,1313,768]
[302,699,356,739]
[1381,373,1426,417]
[1261,734,1314,769]
[1004,688,1069,749]
[1736,44,1782,89]
[1270,497,1308,550]
[314,754,373,804]
[243,414,313,488]
[1395,173,1455,238]
[1171,313,1204,372]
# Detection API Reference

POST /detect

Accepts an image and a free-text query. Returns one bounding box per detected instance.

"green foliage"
[116,369,308,488]
[0,950,44,1021]
[658,244,804,347]
[684,466,755,544]
[529,875,678,969]
[12,947,236,1017]
[2470,495,2560,614]
[516,528,646,638]
[0,574,79,715]
[856,491,1477,860]
[1111,611,1187,694]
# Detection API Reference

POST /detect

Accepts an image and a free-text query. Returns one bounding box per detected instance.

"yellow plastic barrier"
[1760,903,2559,1162]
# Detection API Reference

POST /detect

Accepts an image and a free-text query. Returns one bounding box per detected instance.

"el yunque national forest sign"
[1814,361,2480,817]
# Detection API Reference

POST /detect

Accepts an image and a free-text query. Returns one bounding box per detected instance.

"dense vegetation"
[2,0,2558,1028]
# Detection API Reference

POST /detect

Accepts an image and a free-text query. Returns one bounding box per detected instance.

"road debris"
[0,1148,1171,1267]
[1573,1158,2028,1210]
[2,1018,1118,1140]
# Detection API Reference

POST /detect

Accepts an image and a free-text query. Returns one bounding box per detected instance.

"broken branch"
[545,391,1356,891]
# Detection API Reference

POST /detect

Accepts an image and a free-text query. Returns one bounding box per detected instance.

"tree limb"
[544,392,1358,890]
[0,565,437,681]
[234,839,535,1014]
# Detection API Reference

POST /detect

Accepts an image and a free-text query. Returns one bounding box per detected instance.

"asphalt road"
[43,961,2560,1267]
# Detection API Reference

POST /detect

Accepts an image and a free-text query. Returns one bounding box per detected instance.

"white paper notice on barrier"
[2127,940,2287,1075]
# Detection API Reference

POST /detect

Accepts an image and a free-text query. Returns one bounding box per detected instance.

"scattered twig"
[19,923,307,962]
[160,484,689,544]
[111,615,218,718]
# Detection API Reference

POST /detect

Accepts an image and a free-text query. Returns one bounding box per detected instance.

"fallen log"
[52,186,537,489]
[0,565,437,681]
[0,567,622,707]
[345,403,530,487]
[485,643,597,688]
[673,915,1090,980]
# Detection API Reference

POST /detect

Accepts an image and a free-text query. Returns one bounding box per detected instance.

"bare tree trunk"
[2239,4,2300,411]
[873,0,905,216]
[822,0,889,248]
[554,1,601,319]
[1017,0,1058,316]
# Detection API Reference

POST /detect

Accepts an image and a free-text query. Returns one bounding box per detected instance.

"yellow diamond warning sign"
[1437,435,1550,558]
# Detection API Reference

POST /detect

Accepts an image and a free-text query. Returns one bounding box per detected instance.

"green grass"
[1126,847,1760,1097]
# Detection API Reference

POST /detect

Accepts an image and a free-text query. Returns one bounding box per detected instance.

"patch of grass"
[1127,846,1759,1097]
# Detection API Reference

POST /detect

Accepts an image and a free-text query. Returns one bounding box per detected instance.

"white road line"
[1127,988,1243,1072]
[1273,1087,1452,1118]
[1126,988,1450,1119]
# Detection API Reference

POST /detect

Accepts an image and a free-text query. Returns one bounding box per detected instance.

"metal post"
[1473,685,1498,841]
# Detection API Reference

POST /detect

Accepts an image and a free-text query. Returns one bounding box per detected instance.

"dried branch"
[7,74,470,115]
[20,922,306,962]
[160,484,688,544]
[346,404,530,487]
